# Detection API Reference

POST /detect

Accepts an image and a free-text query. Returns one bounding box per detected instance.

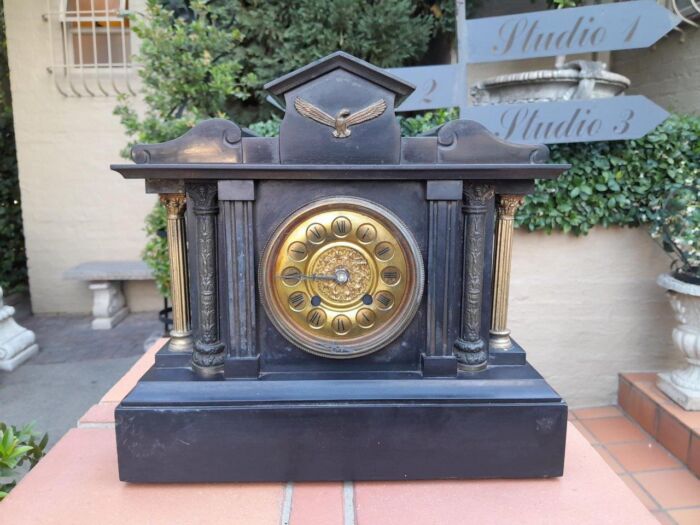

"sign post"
[464,96,669,145]
[464,0,681,63]
[386,0,680,144]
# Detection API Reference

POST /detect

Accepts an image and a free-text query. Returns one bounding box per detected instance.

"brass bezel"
[259,197,424,359]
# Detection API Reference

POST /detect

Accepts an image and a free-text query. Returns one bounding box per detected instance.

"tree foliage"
[0,0,27,294]
[116,0,453,152]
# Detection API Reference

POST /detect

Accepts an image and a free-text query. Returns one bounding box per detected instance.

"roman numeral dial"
[260,197,424,359]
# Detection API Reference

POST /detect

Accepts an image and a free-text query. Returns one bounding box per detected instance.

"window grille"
[43,0,137,97]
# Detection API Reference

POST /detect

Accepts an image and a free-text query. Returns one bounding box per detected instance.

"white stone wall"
[4,0,160,313]
[510,227,683,408]
[612,27,700,114]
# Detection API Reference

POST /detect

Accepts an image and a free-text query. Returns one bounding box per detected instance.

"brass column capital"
[496,194,523,219]
[160,193,186,218]
[490,194,524,350]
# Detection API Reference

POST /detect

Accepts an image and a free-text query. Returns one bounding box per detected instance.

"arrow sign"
[463,96,669,144]
[387,64,461,112]
[465,0,680,63]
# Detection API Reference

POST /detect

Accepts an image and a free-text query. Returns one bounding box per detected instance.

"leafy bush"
[650,181,700,281]
[517,115,700,235]
[0,423,48,501]
[117,0,454,153]
[0,1,27,294]
[230,0,447,122]
[143,202,170,297]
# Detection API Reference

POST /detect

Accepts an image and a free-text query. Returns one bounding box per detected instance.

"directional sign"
[465,0,680,63]
[387,64,461,112]
[463,96,669,144]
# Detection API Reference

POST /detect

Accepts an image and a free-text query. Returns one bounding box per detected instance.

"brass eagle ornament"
[294,97,387,138]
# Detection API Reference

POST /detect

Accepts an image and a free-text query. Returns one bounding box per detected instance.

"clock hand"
[277,269,351,284]
[277,273,339,282]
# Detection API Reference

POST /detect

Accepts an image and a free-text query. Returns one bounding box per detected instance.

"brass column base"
[168,330,194,352]
[489,329,513,350]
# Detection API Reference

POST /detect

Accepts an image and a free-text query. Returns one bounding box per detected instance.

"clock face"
[259,197,424,359]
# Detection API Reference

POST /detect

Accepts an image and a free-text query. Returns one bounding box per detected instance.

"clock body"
[259,196,424,359]
[113,52,569,483]
[249,180,436,374]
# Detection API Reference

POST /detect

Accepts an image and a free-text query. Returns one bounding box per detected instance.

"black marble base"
[115,357,567,483]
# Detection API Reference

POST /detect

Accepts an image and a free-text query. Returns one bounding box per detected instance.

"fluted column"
[454,184,494,371]
[490,195,524,349]
[160,193,193,352]
[188,183,225,375]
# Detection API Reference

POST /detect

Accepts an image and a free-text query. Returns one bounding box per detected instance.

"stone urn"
[657,273,700,410]
[471,60,630,106]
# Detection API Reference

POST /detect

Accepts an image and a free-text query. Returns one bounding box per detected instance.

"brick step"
[618,372,700,477]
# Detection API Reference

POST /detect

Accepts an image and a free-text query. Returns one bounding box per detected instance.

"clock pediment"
[265,52,415,165]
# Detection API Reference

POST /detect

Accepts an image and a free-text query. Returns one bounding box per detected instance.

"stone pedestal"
[0,287,39,372]
[656,273,700,410]
[89,281,128,330]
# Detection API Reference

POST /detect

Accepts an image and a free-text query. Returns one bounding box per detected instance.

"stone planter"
[471,60,630,106]
[657,273,700,410]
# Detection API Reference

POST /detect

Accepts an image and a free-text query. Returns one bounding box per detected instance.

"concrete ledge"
[0,343,657,524]
[64,261,154,281]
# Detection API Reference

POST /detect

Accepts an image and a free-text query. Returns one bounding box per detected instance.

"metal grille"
[43,0,136,97]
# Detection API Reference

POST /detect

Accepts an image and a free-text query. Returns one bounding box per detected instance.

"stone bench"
[64,261,154,329]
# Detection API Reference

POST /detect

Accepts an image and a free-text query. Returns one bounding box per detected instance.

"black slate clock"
[111,52,570,483]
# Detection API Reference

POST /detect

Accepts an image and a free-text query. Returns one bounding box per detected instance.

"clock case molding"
[111,52,570,482]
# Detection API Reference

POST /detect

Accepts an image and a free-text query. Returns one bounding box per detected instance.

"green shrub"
[143,203,170,297]
[0,423,48,501]
[0,1,27,294]
[117,0,455,153]
[517,114,700,235]
[649,180,700,281]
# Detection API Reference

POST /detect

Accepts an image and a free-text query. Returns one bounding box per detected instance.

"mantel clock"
[112,52,570,482]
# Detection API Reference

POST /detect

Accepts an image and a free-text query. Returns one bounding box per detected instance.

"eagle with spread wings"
[294,97,387,138]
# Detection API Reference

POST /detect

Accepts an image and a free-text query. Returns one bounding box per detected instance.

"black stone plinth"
[115,359,567,483]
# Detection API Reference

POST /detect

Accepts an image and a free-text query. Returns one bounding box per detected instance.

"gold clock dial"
[260,197,424,359]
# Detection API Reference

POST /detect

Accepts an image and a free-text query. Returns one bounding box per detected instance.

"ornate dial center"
[311,246,371,304]
[260,197,424,359]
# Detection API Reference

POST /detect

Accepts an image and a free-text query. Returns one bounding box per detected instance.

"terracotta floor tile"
[78,402,118,428]
[0,428,286,525]
[594,446,626,474]
[688,433,700,478]
[664,403,700,429]
[636,381,674,407]
[623,372,658,383]
[668,508,700,525]
[289,483,344,525]
[572,420,598,444]
[635,469,700,509]
[607,441,681,473]
[657,411,691,463]
[652,511,676,525]
[568,411,577,421]
[574,406,622,419]
[581,417,648,444]
[619,378,634,412]
[620,474,659,510]
[626,390,660,437]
